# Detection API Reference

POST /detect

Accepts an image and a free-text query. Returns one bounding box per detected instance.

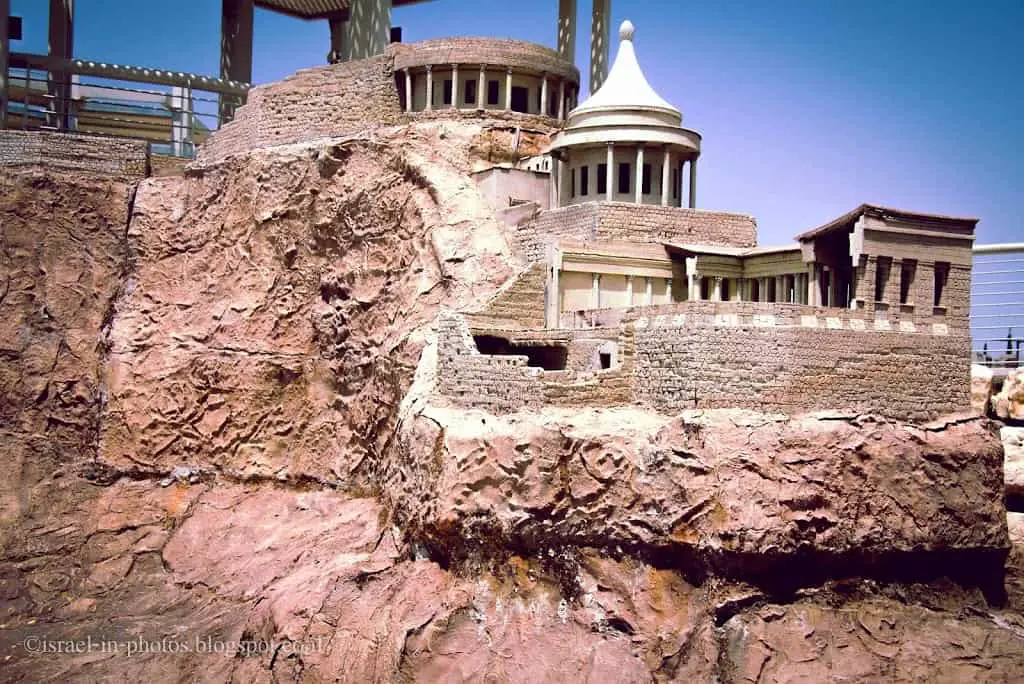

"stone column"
[712,277,722,302]
[425,65,433,111]
[666,278,673,302]
[605,143,614,202]
[688,156,698,209]
[592,273,600,309]
[549,264,561,327]
[557,0,577,62]
[478,64,486,108]
[645,277,653,306]
[824,267,833,307]
[589,0,611,94]
[540,75,549,116]
[451,64,459,109]
[775,275,785,303]
[634,146,644,204]
[403,69,412,112]
[807,263,818,306]
[687,273,697,301]
[505,68,513,110]
[626,275,634,305]
[733,279,743,301]
[759,278,769,303]
[558,79,566,119]
[660,147,671,206]
[0,0,9,127]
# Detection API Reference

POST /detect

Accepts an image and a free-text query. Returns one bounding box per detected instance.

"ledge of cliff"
[2,119,1023,682]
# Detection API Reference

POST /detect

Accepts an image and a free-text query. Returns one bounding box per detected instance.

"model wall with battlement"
[513,202,758,263]
[632,305,969,421]
[0,131,148,180]
[438,298,970,420]
[391,38,579,82]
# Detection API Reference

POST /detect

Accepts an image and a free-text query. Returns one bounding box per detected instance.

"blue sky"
[10,0,1023,246]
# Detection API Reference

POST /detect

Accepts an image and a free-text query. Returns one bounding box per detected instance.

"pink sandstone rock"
[973,362,995,414]
[995,368,1024,421]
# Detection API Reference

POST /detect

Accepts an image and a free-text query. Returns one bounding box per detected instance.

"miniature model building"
[439,21,977,421]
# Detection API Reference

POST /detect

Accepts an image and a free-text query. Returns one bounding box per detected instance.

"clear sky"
[9,0,1023,246]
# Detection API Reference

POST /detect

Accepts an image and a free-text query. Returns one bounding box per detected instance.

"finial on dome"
[619,20,635,42]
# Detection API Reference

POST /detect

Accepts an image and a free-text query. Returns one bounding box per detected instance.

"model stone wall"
[632,305,970,421]
[471,262,548,328]
[514,202,758,262]
[0,131,148,180]
[196,55,403,164]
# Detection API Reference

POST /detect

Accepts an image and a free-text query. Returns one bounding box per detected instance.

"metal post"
[0,0,9,128]
[220,0,253,125]
[589,0,611,94]
[48,0,74,130]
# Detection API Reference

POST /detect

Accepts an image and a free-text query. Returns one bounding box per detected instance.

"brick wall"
[631,303,970,421]
[0,131,148,180]
[514,202,758,263]
[471,262,548,328]
[196,55,403,164]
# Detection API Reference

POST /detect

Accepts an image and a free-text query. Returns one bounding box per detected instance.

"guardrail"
[972,242,1024,369]
[2,53,250,158]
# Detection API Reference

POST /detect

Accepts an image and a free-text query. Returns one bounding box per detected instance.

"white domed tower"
[549,20,701,208]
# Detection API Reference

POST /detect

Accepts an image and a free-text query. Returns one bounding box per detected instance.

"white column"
[688,157,698,208]
[540,75,549,116]
[759,278,769,303]
[775,276,785,303]
[425,65,433,111]
[712,277,722,302]
[478,64,486,108]
[666,278,673,302]
[605,143,614,202]
[451,64,459,109]
[807,264,818,306]
[505,68,513,110]
[661,147,671,206]
[403,69,412,112]
[558,79,566,119]
[733,279,743,301]
[626,275,634,305]
[825,267,834,307]
[635,146,645,204]
[688,273,697,301]
[645,277,653,305]
[592,273,600,309]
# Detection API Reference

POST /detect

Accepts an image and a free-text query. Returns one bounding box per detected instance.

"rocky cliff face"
[2,121,1023,682]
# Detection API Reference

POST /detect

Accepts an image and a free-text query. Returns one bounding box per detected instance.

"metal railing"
[2,53,250,158]
[972,242,1024,369]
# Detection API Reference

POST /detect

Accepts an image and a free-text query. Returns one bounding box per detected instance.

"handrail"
[971,243,1023,368]
[9,52,250,96]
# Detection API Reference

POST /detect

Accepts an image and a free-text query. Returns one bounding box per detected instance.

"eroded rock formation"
[2,120,1024,682]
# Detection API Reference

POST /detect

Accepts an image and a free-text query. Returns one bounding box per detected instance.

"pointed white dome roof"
[573,20,681,120]
[549,20,700,156]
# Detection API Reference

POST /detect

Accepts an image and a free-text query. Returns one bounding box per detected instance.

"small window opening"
[599,352,612,369]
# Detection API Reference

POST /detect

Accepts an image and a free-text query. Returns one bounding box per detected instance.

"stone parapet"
[0,130,148,180]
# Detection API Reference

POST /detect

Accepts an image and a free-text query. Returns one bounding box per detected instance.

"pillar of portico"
[541,75,549,116]
[824,267,833,307]
[687,273,697,301]
[712,277,722,302]
[592,273,601,309]
[634,146,644,203]
[504,68,513,110]
[403,69,412,112]
[425,65,433,111]
[733,279,743,301]
[626,275,634,305]
[645,277,653,305]
[775,276,785,303]
[807,263,818,306]
[478,64,486,107]
[605,143,614,201]
[759,278,769,303]
[451,64,459,109]
[666,278,673,301]
[558,79,566,119]
[688,157,698,209]
[660,147,671,206]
